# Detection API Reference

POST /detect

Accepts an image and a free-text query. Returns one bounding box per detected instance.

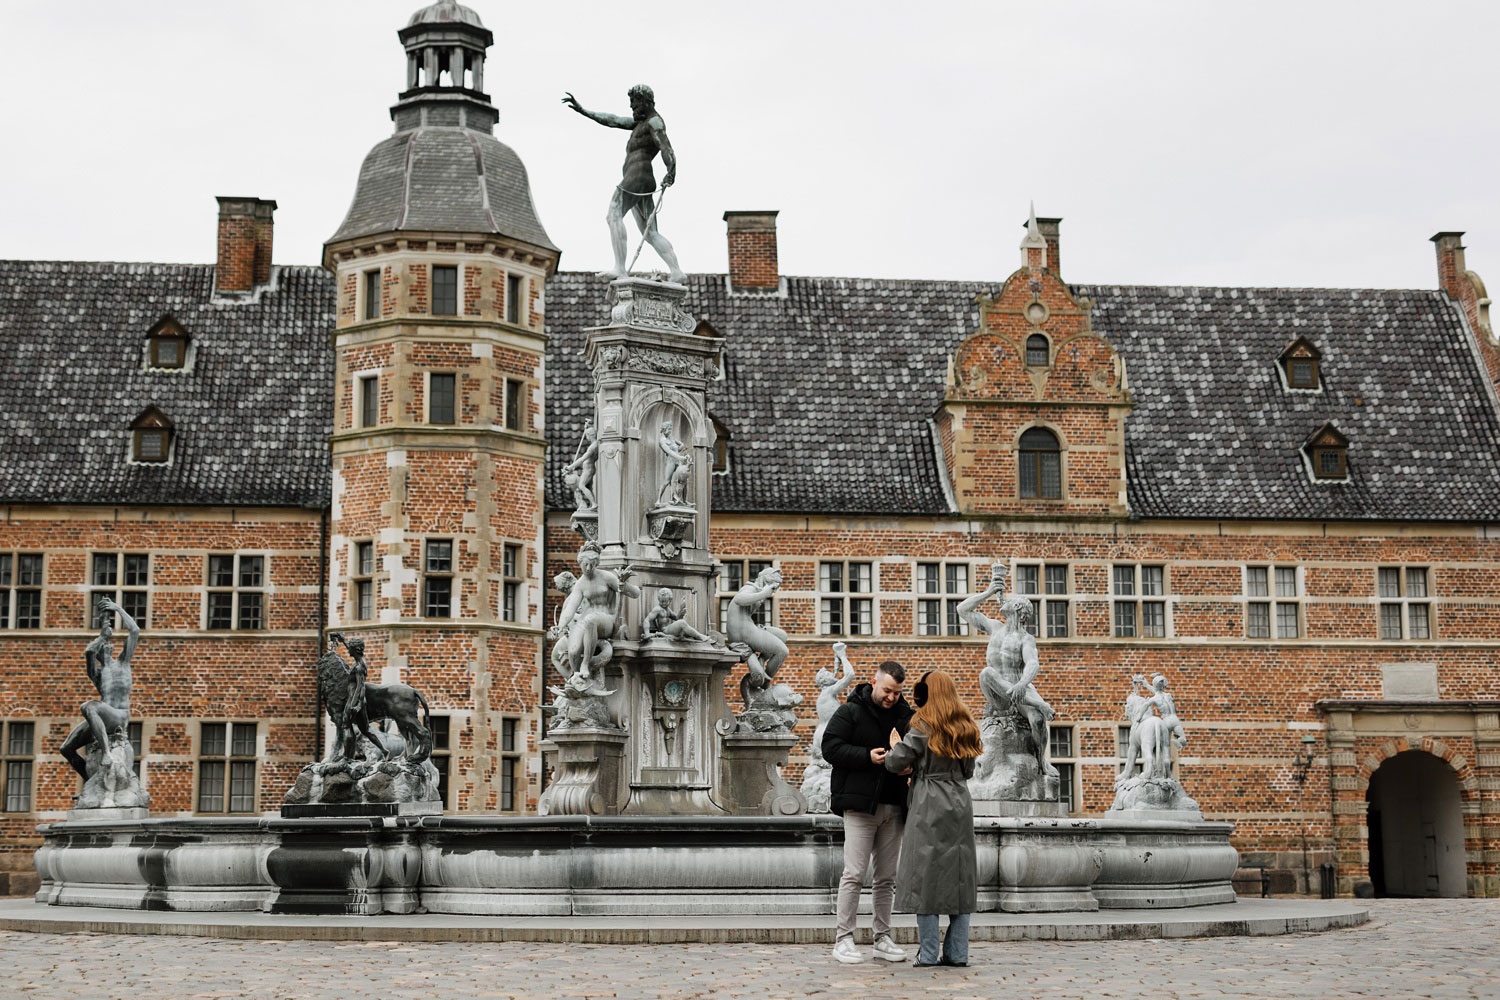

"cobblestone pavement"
[0,900,1494,999]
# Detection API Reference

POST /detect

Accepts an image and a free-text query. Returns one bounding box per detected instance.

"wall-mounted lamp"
[1292,732,1318,785]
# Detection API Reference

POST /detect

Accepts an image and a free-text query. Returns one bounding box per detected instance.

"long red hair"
[912,670,983,759]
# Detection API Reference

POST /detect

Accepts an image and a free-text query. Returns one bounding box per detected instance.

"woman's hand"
[889,728,901,749]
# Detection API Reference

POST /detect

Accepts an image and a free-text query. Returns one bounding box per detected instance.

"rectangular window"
[1247,565,1298,639]
[91,553,149,628]
[1113,564,1168,639]
[500,717,522,812]
[0,554,43,629]
[502,543,521,623]
[1048,725,1078,813]
[354,542,375,621]
[430,715,451,808]
[2,721,34,812]
[197,722,257,814]
[206,554,266,630]
[1379,566,1433,641]
[1015,563,1069,638]
[424,539,453,618]
[819,561,874,636]
[505,379,524,432]
[432,264,458,316]
[360,375,379,428]
[429,373,456,425]
[506,273,523,325]
[717,559,774,631]
[128,720,144,779]
[363,268,381,321]
[914,562,971,636]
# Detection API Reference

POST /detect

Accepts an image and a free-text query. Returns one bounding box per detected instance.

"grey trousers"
[836,803,905,943]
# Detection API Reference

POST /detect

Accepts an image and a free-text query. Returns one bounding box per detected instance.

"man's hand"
[561,92,583,113]
[97,597,119,613]
[662,171,675,188]
[869,747,888,765]
[1008,682,1028,701]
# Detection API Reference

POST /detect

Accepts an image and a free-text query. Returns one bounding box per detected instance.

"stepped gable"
[1084,284,1500,521]
[546,274,1500,521]
[545,273,990,515]
[0,260,336,506]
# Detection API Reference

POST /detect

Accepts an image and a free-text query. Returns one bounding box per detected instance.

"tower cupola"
[394,1,497,133]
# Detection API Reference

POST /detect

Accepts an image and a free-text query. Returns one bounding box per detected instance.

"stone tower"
[323,1,560,813]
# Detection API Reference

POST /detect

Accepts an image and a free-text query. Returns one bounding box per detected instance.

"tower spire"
[1020,201,1049,268]
[393,2,497,133]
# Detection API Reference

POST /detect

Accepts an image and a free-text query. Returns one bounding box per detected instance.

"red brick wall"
[0,507,323,885]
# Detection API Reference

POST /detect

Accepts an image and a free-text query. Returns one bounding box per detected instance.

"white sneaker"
[832,938,865,964]
[872,935,908,962]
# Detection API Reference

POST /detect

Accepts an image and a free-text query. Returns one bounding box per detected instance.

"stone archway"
[1366,750,1466,898]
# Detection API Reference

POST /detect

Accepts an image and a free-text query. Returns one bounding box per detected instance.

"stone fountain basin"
[33,813,1237,916]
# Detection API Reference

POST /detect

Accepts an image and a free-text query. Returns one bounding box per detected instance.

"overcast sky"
[5,1,1498,290]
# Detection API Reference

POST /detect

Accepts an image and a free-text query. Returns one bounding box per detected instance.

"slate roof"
[5,261,1496,520]
[0,261,335,506]
[544,274,986,515]
[545,274,1500,521]
[1082,284,1500,521]
[328,128,557,253]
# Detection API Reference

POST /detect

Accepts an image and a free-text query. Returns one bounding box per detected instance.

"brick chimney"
[1432,230,1494,342]
[216,196,277,293]
[724,211,779,290]
[1020,214,1062,276]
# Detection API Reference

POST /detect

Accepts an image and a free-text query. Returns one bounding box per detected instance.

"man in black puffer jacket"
[821,659,915,964]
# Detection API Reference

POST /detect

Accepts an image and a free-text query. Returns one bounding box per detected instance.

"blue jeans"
[915,912,970,965]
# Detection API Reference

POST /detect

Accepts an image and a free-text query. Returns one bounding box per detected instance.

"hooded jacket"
[820,682,915,815]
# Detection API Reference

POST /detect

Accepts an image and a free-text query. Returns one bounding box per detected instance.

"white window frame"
[819,561,875,636]
[1112,564,1169,639]
[206,553,268,630]
[1014,562,1070,639]
[1246,564,1300,639]
[1378,566,1432,641]
[915,560,973,636]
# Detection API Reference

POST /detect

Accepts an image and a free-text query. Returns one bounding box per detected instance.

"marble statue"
[800,641,856,812]
[958,564,1062,808]
[562,84,685,281]
[59,597,149,810]
[549,671,621,731]
[643,587,711,642]
[726,565,789,699]
[655,420,691,507]
[550,541,640,680]
[564,420,599,511]
[549,571,608,678]
[283,633,440,809]
[1111,672,1198,813]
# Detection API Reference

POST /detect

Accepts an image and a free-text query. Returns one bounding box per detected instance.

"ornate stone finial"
[1020,201,1048,266]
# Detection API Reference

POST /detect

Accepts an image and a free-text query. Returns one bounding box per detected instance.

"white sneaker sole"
[833,949,865,965]
[873,950,908,963]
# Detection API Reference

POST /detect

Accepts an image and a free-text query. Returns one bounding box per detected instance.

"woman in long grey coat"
[884,669,982,967]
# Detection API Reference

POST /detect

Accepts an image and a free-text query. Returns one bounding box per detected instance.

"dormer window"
[1304,422,1349,481]
[709,415,730,473]
[147,315,189,371]
[1025,334,1050,368]
[1279,336,1321,390]
[131,407,173,463]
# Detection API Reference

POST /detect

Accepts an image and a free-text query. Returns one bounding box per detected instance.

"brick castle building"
[2,2,1498,900]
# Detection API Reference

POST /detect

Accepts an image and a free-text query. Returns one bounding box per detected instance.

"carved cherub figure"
[643,587,710,642]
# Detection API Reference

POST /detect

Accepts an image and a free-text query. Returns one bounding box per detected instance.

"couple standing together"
[822,659,983,967]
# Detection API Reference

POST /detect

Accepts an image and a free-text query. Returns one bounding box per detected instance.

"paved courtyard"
[0,899,1493,999]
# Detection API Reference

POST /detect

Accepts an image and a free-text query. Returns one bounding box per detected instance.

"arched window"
[1018,427,1061,499]
[131,407,173,463]
[1025,334,1050,368]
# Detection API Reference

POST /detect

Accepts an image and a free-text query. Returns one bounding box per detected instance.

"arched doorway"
[1365,750,1466,897]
